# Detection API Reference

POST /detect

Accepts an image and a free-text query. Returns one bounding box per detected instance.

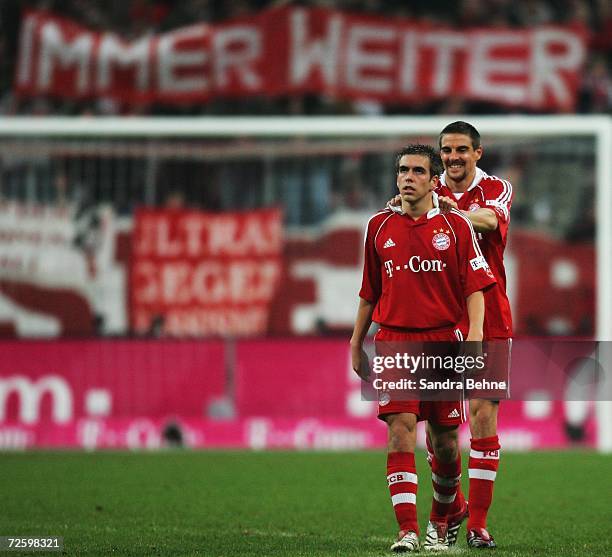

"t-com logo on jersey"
[384,257,446,277]
[470,255,495,279]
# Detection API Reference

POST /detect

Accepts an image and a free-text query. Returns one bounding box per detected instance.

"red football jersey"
[437,167,513,338]
[359,207,496,331]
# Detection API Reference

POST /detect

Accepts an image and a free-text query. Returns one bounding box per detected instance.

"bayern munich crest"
[432,230,451,251]
[379,392,391,406]
[468,202,481,212]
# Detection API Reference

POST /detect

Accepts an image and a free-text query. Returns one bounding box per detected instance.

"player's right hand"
[386,195,401,209]
[461,340,484,361]
[438,195,458,213]
[351,345,371,380]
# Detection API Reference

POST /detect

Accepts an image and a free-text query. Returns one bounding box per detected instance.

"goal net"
[0,115,609,451]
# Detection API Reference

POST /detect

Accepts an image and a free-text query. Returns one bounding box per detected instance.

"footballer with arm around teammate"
[435,122,512,549]
[385,123,512,548]
[350,144,496,553]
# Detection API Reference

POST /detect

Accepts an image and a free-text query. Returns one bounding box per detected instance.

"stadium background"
[0,1,610,555]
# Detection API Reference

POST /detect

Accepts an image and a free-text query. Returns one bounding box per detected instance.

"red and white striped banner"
[15,7,587,110]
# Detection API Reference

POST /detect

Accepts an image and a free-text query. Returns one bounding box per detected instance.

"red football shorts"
[374,326,466,426]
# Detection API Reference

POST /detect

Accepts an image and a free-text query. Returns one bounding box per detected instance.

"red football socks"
[426,433,464,522]
[387,451,419,534]
[429,453,462,522]
[467,435,500,530]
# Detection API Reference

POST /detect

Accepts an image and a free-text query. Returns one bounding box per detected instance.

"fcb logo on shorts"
[468,202,481,212]
[432,230,451,251]
[379,392,391,406]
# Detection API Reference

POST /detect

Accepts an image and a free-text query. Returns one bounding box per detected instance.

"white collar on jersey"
[386,191,439,215]
[427,192,440,218]
[440,167,485,192]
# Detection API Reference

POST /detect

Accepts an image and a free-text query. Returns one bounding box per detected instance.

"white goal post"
[0,114,610,450]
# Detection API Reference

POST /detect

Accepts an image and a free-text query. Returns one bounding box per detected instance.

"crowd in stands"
[0,0,604,245]
[0,0,609,116]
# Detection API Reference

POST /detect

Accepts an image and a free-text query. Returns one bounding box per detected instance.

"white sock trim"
[468,468,497,481]
[387,472,418,486]
[392,492,417,506]
[433,490,457,504]
[470,449,500,460]
[431,472,460,487]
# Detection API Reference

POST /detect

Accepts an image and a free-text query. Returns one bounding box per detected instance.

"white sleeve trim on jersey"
[363,210,392,246]
[373,212,395,247]
[484,176,513,221]
[486,200,509,221]
[448,209,486,260]
[498,179,513,204]
[446,209,484,258]
[441,213,458,244]
[486,200,510,220]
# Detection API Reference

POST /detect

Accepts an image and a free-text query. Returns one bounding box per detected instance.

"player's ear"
[475,146,483,161]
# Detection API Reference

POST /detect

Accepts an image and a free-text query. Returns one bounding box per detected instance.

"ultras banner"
[130,207,283,337]
[15,6,587,110]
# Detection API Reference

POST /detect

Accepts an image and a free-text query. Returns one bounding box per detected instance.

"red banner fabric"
[15,7,587,110]
[130,207,283,337]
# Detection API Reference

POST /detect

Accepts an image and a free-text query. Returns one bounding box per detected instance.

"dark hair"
[395,144,443,178]
[438,121,481,150]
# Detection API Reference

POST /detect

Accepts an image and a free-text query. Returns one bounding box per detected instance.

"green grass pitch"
[1,450,610,556]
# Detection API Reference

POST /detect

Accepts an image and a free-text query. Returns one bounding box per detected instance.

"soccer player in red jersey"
[436,122,512,549]
[386,124,513,548]
[350,144,496,552]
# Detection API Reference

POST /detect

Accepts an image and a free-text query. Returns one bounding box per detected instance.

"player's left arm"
[461,208,498,232]
[465,290,485,341]
[350,297,375,380]
[451,210,496,339]
[472,178,513,234]
[443,178,513,233]
[437,197,498,232]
